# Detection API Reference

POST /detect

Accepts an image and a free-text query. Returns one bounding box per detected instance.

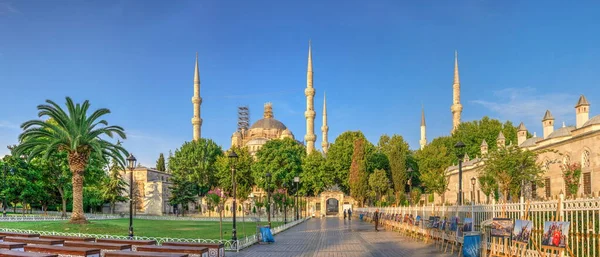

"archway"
[326,198,339,215]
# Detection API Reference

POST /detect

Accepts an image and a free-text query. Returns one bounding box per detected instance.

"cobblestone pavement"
[230,218,454,257]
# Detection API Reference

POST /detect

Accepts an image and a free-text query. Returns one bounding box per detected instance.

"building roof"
[583,114,600,127]
[249,118,287,130]
[517,122,527,131]
[481,139,488,146]
[542,110,554,121]
[497,131,505,140]
[546,126,575,139]
[575,95,590,107]
[520,136,542,147]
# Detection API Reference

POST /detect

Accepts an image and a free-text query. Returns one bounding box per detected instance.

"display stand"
[539,197,575,257]
[489,236,509,257]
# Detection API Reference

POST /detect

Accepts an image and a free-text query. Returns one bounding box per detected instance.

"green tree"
[368,169,390,204]
[168,174,197,216]
[349,138,369,206]
[35,151,71,217]
[13,97,127,223]
[415,136,454,203]
[168,139,223,197]
[156,153,166,172]
[452,117,525,161]
[326,131,374,194]
[301,151,330,196]
[215,147,254,201]
[103,159,128,214]
[480,144,545,202]
[252,138,305,193]
[378,134,410,194]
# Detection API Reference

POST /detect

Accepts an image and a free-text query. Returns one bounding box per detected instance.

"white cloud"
[0,2,20,15]
[471,87,577,126]
[0,120,19,130]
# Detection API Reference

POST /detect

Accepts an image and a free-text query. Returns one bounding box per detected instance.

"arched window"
[582,150,591,168]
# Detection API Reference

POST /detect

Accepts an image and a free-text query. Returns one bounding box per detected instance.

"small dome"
[232,131,242,137]
[249,118,287,130]
[582,115,600,127]
[547,126,575,139]
[520,137,542,147]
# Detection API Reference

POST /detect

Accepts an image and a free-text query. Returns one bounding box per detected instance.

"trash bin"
[260,226,274,243]
[359,214,364,221]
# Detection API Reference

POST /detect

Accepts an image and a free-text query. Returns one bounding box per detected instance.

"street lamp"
[126,153,137,239]
[228,150,239,243]
[282,183,288,224]
[454,141,466,205]
[294,176,300,221]
[470,177,476,203]
[407,167,413,206]
[265,172,272,228]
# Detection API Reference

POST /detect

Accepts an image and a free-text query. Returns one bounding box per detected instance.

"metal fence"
[0,216,309,251]
[358,194,600,257]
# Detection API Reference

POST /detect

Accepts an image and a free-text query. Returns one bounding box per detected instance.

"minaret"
[321,93,329,154]
[191,53,202,141]
[304,40,316,154]
[420,106,427,150]
[451,51,463,133]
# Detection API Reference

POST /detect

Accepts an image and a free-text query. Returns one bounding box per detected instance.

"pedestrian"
[374,209,380,231]
[348,209,352,219]
[343,209,347,219]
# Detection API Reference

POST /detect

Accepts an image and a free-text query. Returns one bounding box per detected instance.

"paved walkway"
[230,218,453,257]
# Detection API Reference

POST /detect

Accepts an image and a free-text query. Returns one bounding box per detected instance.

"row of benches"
[0,232,225,257]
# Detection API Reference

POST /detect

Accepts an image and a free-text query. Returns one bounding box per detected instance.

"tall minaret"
[191,53,202,141]
[304,41,316,153]
[451,51,463,133]
[321,92,329,154]
[420,106,427,150]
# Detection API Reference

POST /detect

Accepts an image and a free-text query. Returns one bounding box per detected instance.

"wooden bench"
[0,232,39,238]
[162,242,224,257]
[104,251,188,257]
[64,242,131,251]
[4,238,64,246]
[0,242,26,251]
[25,245,101,257]
[40,236,95,242]
[137,245,208,257]
[0,249,57,257]
[96,239,154,251]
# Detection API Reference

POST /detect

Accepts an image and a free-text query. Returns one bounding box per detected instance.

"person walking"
[343,209,347,219]
[348,209,352,220]
[374,209,380,231]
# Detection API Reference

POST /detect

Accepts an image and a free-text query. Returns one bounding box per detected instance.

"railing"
[357,194,600,257]
[0,216,310,251]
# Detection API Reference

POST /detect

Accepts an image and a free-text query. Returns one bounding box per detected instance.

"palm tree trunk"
[70,170,87,224]
[68,152,89,224]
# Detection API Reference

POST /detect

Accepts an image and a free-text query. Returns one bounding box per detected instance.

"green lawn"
[0,219,282,240]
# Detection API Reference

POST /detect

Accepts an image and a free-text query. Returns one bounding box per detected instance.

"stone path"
[230,217,454,257]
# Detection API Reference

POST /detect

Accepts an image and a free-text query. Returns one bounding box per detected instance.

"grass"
[0,218,282,240]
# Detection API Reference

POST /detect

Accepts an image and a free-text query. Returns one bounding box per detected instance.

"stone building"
[444,95,599,204]
[114,167,175,215]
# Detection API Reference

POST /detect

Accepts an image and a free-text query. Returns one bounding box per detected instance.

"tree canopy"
[252,138,305,193]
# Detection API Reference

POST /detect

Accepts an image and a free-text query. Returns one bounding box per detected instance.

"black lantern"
[228,150,239,243]
[265,172,272,228]
[454,141,465,205]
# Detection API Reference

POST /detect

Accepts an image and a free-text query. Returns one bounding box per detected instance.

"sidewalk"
[230,217,453,257]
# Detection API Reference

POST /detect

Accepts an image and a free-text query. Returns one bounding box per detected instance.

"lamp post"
[454,141,466,205]
[470,177,476,203]
[282,183,288,224]
[266,172,272,228]
[294,177,300,221]
[407,167,413,206]
[126,153,137,239]
[228,150,239,243]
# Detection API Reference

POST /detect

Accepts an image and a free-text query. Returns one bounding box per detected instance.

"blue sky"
[1,0,599,166]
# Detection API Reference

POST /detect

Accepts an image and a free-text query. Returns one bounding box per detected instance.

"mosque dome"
[249,102,288,130]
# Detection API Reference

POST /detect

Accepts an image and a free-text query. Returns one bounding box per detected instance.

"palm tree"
[13,97,127,224]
